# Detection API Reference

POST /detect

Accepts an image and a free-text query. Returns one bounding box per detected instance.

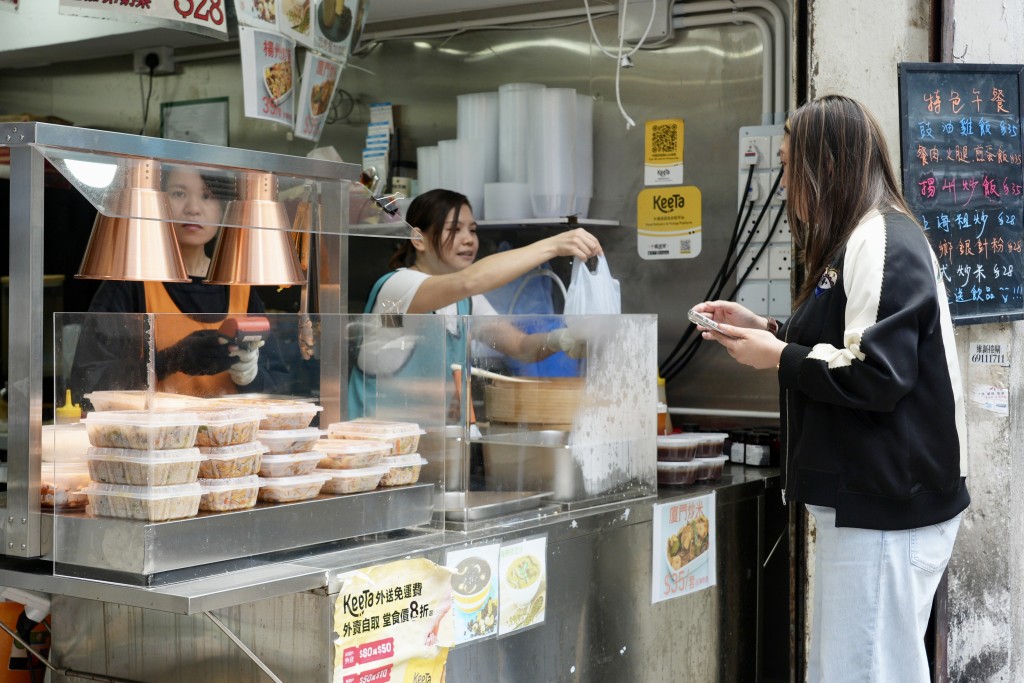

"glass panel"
[51,311,446,586]
[36,146,414,239]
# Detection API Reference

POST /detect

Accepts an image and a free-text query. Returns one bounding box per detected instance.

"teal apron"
[347,271,471,419]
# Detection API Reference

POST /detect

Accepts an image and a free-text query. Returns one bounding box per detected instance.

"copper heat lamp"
[205,171,306,285]
[76,158,189,282]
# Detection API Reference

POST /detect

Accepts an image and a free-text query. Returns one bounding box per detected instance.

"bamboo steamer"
[483,377,584,425]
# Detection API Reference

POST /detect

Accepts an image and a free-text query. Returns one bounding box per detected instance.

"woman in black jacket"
[693,95,969,682]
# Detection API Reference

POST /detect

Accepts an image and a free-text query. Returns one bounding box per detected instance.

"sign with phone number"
[60,0,229,38]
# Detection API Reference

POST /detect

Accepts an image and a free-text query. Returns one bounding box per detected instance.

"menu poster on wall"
[294,53,343,142]
[637,186,703,260]
[333,558,454,683]
[232,0,277,29]
[313,0,362,61]
[497,535,547,635]
[652,492,717,604]
[445,544,501,645]
[59,0,228,38]
[898,62,1024,325]
[239,27,297,127]
[279,0,315,48]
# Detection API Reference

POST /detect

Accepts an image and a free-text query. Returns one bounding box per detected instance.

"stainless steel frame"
[1,122,364,560]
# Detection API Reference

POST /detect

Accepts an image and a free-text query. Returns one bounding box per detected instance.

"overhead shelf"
[476,217,619,229]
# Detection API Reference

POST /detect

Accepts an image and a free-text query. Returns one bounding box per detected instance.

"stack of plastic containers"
[242,400,328,504]
[80,410,206,521]
[320,419,427,493]
[655,432,728,486]
[192,406,267,512]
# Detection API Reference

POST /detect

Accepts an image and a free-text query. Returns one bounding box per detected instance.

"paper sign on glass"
[294,53,343,142]
[652,493,717,603]
[445,544,501,645]
[498,535,547,635]
[239,26,297,127]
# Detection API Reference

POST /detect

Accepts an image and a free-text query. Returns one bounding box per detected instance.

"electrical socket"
[770,207,791,244]
[737,282,770,316]
[133,47,175,76]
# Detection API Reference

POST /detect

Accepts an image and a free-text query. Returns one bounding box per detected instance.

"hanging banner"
[59,0,228,39]
[280,0,315,48]
[233,0,277,29]
[333,558,454,683]
[294,52,343,142]
[445,544,501,645]
[313,0,362,62]
[239,26,297,128]
[637,186,703,260]
[652,492,717,603]
[498,535,547,635]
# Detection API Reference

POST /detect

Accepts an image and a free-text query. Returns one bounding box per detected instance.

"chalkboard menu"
[898,62,1024,325]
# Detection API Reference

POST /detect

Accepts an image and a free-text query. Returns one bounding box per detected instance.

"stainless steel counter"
[35,465,786,683]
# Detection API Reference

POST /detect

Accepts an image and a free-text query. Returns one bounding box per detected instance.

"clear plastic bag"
[564,255,621,316]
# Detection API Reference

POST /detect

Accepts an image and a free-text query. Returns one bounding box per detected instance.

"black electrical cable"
[663,200,788,382]
[138,59,157,136]
[658,165,756,376]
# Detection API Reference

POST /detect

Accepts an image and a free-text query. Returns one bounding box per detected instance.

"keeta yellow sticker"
[637,186,702,260]
[644,119,684,185]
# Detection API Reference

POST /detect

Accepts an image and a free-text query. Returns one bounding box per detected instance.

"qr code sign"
[651,123,678,155]
[679,239,691,254]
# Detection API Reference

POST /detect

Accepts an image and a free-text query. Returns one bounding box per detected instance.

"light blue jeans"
[805,505,963,683]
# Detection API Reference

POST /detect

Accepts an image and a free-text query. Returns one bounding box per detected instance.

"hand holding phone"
[688,309,735,338]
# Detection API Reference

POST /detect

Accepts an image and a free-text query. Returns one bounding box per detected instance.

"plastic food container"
[41,462,91,509]
[215,398,323,431]
[198,475,260,512]
[194,407,264,447]
[258,451,323,478]
[86,446,203,486]
[695,455,729,481]
[656,434,701,462]
[316,439,390,469]
[82,482,202,521]
[198,442,265,479]
[378,454,428,487]
[84,391,205,412]
[696,432,729,458]
[326,419,425,456]
[656,460,701,486]
[83,410,201,450]
[317,466,389,495]
[257,474,329,503]
[256,428,324,455]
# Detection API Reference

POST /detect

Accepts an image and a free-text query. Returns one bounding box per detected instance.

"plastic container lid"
[315,465,391,479]
[87,446,202,462]
[81,482,203,499]
[83,410,203,426]
[657,434,702,446]
[327,420,425,438]
[199,441,267,459]
[260,451,324,465]
[256,428,324,443]
[316,439,393,456]
[198,475,260,491]
[192,407,265,425]
[381,454,428,467]
[656,460,702,472]
[258,473,330,488]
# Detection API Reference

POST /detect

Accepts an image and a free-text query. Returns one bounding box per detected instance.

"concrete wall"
[807,0,1023,680]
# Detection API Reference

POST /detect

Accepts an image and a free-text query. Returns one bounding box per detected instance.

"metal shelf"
[476,217,619,229]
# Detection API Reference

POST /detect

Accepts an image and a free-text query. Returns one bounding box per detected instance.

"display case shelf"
[475,217,619,229]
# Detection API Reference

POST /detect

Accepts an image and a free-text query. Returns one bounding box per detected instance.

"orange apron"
[143,281,251,397]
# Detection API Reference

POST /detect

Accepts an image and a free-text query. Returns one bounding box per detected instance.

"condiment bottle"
[657,377,673,434]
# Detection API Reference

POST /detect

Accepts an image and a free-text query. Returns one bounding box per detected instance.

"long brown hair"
[388,188,473,270]
[786,95,913,305]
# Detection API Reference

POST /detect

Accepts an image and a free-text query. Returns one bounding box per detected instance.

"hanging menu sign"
[898,62,1024,325]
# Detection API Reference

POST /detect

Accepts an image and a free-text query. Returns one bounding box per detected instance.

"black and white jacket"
[777,210,970,530]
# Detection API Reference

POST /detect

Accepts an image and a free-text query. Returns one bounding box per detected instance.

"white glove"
[545,329,587,359]
[227,340,264,386]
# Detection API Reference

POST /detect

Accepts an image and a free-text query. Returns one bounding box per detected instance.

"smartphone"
[688,309,735,337]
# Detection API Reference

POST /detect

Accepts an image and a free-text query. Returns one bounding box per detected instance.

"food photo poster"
[239,26,297,127]
[445,543,501,646]
[498,535,547,635]
[294,52,343,142]
[652,492,717,604]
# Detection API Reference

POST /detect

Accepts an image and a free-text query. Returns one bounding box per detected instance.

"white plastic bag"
[564,255,621,316]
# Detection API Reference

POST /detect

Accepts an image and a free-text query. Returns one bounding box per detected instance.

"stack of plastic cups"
[528,87,577,218]
[457,92,499,184]
[498,83,545,185]
[439,139,484,213]
[575,93,594,218]
[416,146,440,196]
[437,140,458,194]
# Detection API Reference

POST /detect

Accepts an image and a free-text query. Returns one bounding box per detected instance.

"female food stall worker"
[71,167,290,405]
[348,188,602,417]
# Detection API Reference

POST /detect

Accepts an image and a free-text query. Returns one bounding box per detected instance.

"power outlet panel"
[133,47,175,76]
[737,282,770,316]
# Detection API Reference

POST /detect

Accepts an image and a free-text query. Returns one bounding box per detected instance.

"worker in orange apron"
[71,168,281,405]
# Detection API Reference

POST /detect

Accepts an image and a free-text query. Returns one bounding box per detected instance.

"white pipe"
[675,0,787,122]
[669,406,780,419]
[362,7,610,42]
[673,11,774,125]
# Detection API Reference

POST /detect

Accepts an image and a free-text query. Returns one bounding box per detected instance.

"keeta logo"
[653,193,686,213]
[657,168,671,177]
